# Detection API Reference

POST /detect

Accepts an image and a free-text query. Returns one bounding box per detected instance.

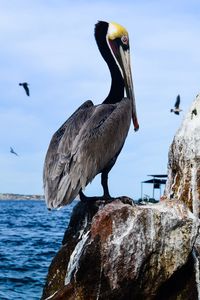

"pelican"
[170,94,182,115]
[43,21,139,209]
[19,82,30,96]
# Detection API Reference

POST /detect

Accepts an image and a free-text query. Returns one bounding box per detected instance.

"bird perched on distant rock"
[10,147,19,156]
[191,108,197,119]
[19,82,30,96]
[170,95,182,115]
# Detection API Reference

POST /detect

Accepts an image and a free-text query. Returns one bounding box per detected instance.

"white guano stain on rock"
[65,209,91,285]
[65,230,90,285]
[191,160,200,217]
[193,249,200,300]
[44,290,58,300]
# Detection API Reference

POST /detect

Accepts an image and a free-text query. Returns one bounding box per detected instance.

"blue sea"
[0,199,76,300]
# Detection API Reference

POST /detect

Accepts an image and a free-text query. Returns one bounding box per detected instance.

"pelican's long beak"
[118,46,139,131]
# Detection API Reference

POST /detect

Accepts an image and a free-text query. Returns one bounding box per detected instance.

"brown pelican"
[170,94,182,115]
[43,21,139,209]
[19,82,30,96]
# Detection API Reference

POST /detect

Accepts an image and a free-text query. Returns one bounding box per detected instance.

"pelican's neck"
[103,58,125,104]
[95,22,124,104]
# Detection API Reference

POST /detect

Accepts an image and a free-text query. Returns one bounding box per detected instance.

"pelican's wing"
[174,95,180,109]
[54,97,132,208]
[43,100,94,208]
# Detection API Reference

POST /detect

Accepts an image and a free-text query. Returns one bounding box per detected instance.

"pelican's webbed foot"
[79,190,114,203]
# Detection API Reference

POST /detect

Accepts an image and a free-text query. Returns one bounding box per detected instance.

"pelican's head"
[107,22,139,131]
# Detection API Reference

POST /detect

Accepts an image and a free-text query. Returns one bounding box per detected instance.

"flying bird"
[19,82,30,96]
[170,94,182,115]
[43,21,139,209]
[10,147,19,156]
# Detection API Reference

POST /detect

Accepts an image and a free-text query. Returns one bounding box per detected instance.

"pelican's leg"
[79,189,101,202]
[79,158,118,202]
[101,170,112,199]
[79,171,113,202]
[79,189,113,202]
[79,189,87,201]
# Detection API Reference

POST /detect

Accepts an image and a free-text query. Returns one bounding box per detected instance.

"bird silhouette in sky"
[10,147,19,156]
[170,94,182,115]
[19,82,30,96]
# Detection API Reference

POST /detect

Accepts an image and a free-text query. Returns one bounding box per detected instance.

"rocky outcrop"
[41,197,200,300]
[165,94,200,217]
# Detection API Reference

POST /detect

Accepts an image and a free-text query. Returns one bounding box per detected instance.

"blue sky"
[0,0,200,200]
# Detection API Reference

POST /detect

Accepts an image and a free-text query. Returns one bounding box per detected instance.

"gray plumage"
[43,98,132,209]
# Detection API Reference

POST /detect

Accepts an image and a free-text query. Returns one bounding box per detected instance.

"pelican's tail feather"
[56,174,81,208]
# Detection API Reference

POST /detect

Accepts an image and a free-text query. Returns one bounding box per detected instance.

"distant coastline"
[0,193,44,200]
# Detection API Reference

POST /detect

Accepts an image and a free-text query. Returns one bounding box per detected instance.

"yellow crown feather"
[107,22,128,40]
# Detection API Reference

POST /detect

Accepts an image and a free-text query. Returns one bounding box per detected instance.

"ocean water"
[0,200,76,300]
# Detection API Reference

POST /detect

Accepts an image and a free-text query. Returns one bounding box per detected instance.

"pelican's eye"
[121,35,128,45]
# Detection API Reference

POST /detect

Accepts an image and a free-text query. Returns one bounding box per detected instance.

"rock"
[165,94,200,217]
[41,197,199,300]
